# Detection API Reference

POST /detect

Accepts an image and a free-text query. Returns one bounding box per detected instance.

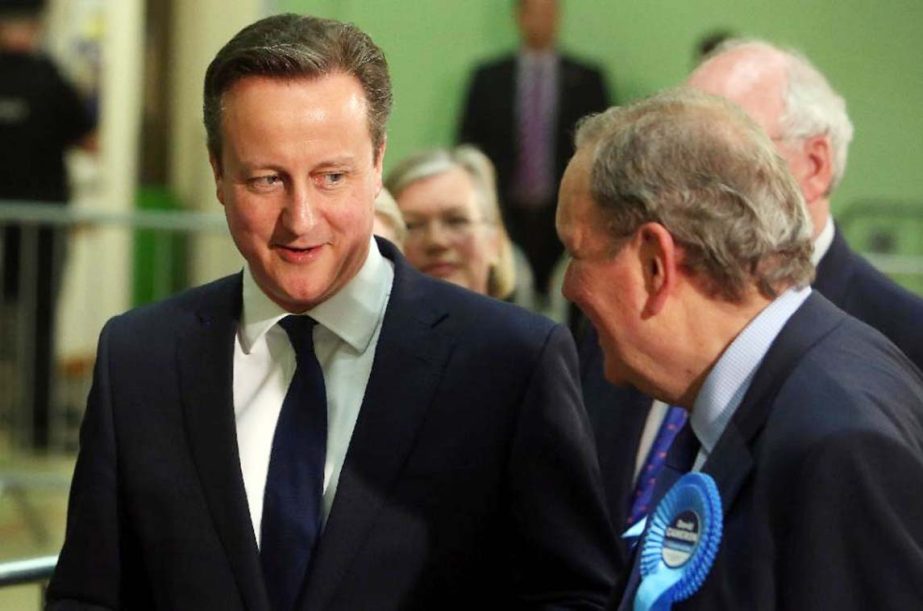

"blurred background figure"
[458,0,609,304]
[386,145,533,307]
[0,0,96,448]
[372,187,406,251]
[688,39,923,369]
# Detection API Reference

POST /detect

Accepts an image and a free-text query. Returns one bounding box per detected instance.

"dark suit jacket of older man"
[47,239,617,611]
[612,293,923,609]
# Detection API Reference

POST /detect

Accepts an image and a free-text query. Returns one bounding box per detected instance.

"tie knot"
[279,315,318,362]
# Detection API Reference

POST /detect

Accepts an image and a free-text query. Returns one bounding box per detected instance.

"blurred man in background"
[459,0,609,303]
[0,0,96,448]
[688,39,923,369]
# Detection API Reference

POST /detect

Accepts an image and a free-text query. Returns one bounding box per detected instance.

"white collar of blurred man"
[687,40,854,241]
[516,0,559,53]
[557,89,814,409]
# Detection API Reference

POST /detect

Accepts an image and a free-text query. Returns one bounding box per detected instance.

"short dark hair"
[203,13,392,162]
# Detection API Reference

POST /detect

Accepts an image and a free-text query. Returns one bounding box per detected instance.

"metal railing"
[1,201,233,609]
[838,199,923,295]
[0,555,56,609]
[0,200,231,452]
[0,555,56,588]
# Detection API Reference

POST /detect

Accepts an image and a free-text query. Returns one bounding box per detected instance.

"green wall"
[281,1,923,247]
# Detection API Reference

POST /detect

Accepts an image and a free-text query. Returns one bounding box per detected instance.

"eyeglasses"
[404,214,491,241]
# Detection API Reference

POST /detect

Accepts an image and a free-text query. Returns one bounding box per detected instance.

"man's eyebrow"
[314,156,357,169]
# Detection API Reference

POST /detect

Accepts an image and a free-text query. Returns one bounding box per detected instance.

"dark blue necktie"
[626,406,689,527]
[261,315,327,611]
[618,420,700,610]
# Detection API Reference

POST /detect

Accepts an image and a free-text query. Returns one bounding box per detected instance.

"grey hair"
[385,145,517,299]
[204,13,392,163]
[711,39,854,193]
[574,88,814,302]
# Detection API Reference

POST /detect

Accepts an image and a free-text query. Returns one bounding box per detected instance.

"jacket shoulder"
[105,273,240,335]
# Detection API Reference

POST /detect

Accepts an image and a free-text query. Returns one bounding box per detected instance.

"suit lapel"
[300,243,454,610]
[618,294,848,609]
[178,274,270,611]
[703,293,847,513]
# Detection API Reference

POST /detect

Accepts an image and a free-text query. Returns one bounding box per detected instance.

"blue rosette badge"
[634,472,722,611]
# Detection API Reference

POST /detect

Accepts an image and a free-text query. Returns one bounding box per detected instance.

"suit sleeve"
[46,321,123,610]
[458,68,487,147]
[780,429,923,609]
[506,324,618,609]
[586,66,611,113]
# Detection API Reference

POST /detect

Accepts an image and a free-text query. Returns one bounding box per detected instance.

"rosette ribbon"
[633,472,722,611]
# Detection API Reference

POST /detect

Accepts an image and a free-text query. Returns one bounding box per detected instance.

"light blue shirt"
[690,286,812,470]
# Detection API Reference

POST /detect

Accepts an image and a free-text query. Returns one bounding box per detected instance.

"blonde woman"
[386,146,533,305]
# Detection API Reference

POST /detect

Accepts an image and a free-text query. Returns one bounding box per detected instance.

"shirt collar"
[690,286,812,454]
[239,237,393,354]
[811,216,835,266]
[518,48,558,68]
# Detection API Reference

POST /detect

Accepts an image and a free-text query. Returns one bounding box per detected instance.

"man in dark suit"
[584,39,923,575]
[0,6,97,448]
[688,39,923,369]
[556,89,923,609]
[47,14,617,610]
[458,0,609,297]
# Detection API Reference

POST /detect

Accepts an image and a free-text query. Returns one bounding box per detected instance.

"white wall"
[52,0,143,358]
[170,0,263,286]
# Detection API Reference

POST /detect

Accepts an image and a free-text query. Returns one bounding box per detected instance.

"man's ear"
[636,222,679,318]
[209,153,226,207]
[801,134,834,202]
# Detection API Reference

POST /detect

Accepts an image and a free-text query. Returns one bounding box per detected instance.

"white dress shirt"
[233,238,394,545]
[812,216,835,267]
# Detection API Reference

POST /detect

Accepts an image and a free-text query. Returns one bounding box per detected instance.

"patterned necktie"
[261,315,327,611]
[625,406,689,527]
[513,58,554,206]
[618,417,701,611]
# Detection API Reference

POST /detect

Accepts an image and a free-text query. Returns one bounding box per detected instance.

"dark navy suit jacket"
[614,293,923,609]
[48,240,617,610]
[814,227,923,370]
[577,328,652,574]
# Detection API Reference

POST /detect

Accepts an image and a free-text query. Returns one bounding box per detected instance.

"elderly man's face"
[557,150,646,386]
[211,73,383,313]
